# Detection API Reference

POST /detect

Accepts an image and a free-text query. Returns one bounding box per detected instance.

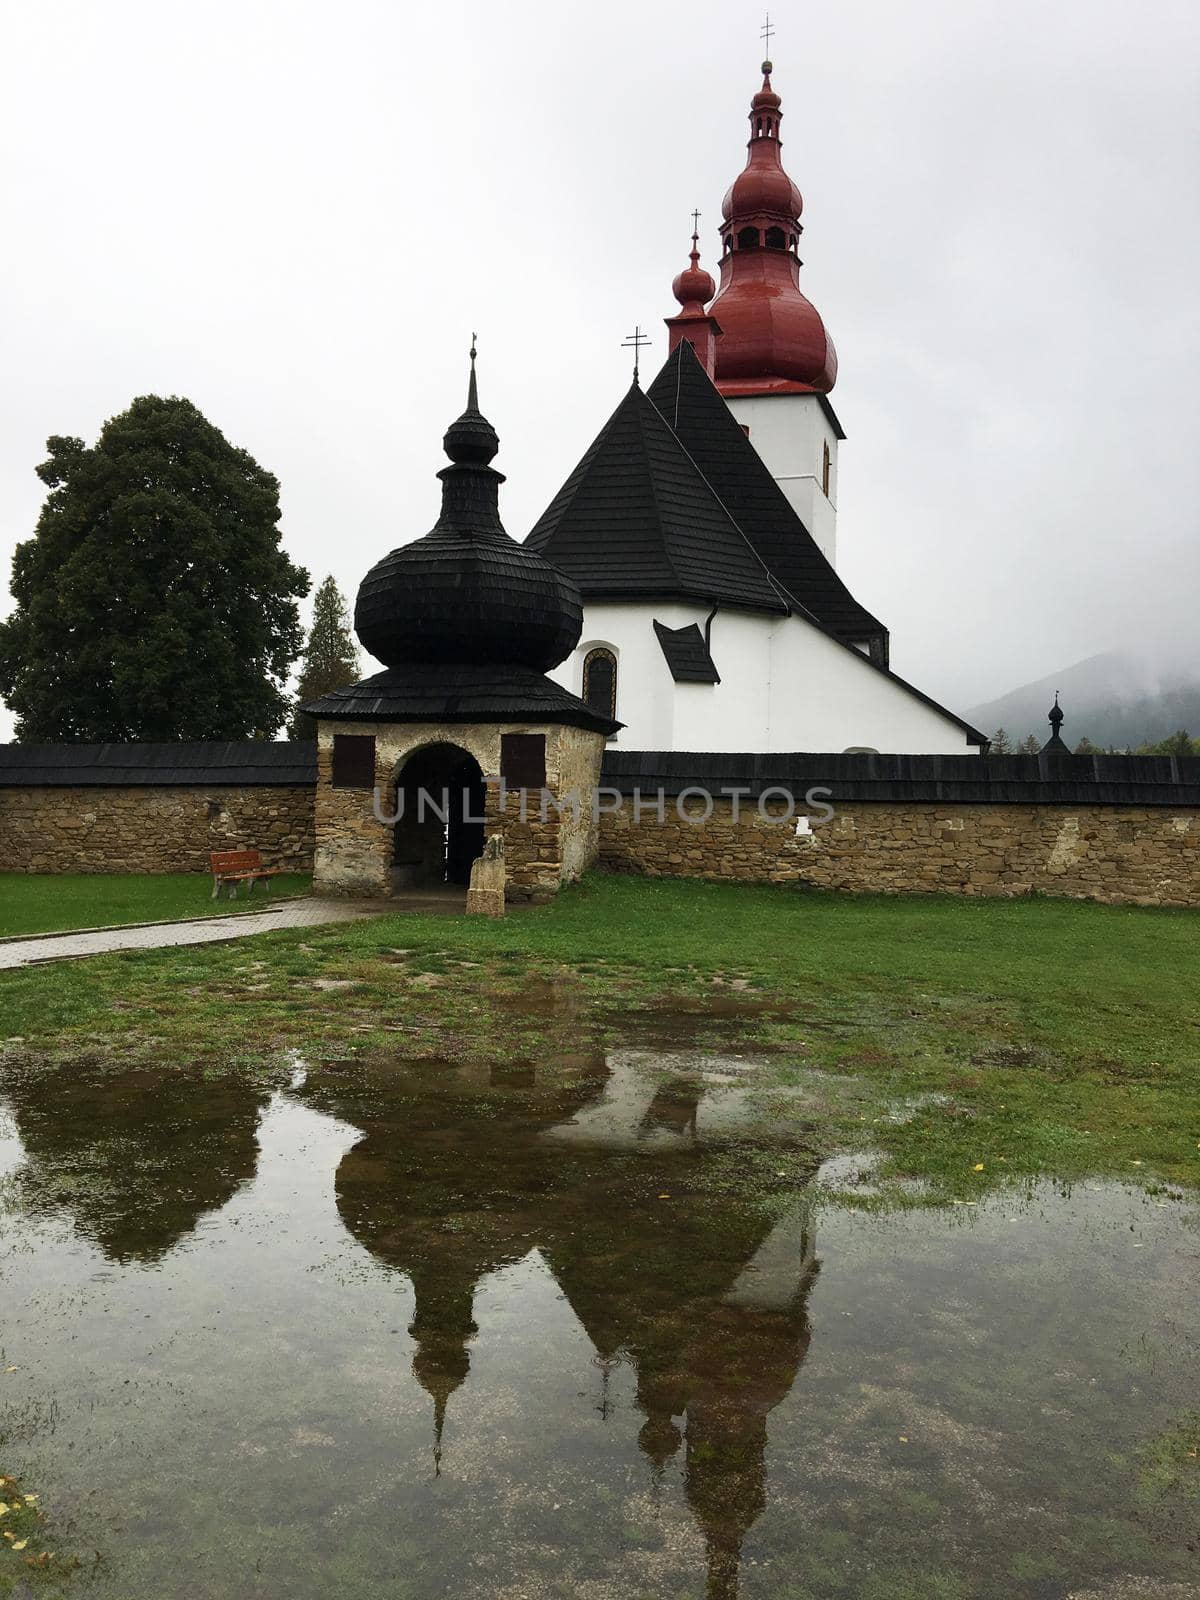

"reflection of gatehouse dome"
[353,348,584,673]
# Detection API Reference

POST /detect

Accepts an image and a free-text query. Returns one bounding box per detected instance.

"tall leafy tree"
[290,575,360,738]
[0,397,309,741]
[1136,729,1199,757]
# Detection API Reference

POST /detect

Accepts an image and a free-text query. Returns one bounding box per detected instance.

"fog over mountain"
[968,651,1200,750]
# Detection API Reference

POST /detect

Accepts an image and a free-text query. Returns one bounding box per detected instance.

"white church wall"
[725,393,839,567]
[551,602,975,755]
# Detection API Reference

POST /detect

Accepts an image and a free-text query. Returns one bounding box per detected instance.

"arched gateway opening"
[392,743,486,889]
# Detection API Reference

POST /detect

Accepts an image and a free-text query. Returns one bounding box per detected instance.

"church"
[528,58,985,756]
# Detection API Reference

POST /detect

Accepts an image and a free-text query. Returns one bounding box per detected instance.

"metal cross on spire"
[622,324,651,385]
[691,207,701,238]
[761,11,774,61]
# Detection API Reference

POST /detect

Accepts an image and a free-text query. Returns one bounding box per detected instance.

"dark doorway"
[393,743,486,888]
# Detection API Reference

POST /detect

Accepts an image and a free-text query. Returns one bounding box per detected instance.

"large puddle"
[0,1049,1196,1598]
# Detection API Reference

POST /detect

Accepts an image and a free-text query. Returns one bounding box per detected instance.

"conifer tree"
[0,397,308,741]
[1019,734,1041,754]
[990,727,1012,754]
[290,576,360,738]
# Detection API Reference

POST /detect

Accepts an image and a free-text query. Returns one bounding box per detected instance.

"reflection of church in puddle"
[307,1055,820,1599]
[3,1054,819,1597]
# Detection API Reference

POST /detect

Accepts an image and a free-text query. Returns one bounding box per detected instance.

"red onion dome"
[721,159,804,224]
[710,62,837,394]
[720,63,804,222]
[709,261,837,392]
[752,59,781,111]
[671,230,716,311]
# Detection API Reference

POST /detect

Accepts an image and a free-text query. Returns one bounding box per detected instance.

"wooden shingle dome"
[354,348,583,672]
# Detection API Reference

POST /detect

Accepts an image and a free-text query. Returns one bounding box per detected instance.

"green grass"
[1,873,1198,1197]
[0,873,312,937]
[0,1468,60,1589]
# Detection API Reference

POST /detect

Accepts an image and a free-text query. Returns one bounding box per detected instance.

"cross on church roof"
[760,11,774,62]
[621,324,651,385]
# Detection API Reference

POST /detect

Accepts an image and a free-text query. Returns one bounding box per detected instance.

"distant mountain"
[967,652,1200,751]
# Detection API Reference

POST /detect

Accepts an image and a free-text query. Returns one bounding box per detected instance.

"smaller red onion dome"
[751,58,781,111]
[671,230,716,313]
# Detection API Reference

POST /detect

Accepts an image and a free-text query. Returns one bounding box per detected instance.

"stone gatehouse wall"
[312,719,607,901]
[597,799,1200,907]
[0,784,316,874]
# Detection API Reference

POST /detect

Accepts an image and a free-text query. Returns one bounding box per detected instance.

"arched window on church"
[737,226,759,251]
[764,225,786,250]
[582,648,617,722]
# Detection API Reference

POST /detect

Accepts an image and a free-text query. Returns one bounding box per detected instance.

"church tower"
[705,56,844,567]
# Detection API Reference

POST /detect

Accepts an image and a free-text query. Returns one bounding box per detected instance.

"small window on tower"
[582,648,617,721]
[822,440,832,498]
[765,226,786,250]
[737,227,759,251]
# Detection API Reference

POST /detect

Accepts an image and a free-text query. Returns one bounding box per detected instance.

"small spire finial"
[467,332,479,411]
[760,10,774,73]
[1048,691,1064,733]
[622,324,651,385]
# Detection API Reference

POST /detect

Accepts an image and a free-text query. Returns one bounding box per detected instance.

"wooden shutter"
[500,733,546,789]
[331,734,375,789]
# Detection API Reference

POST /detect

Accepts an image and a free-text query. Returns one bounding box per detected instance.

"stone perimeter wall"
[2,780,1197,907]
[0,785,316,875]
[597,799,1200,906]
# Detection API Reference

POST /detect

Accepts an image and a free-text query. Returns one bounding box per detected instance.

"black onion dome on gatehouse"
[354,347,583,672]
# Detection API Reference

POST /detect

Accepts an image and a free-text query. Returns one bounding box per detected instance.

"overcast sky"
[2,0,1197,740]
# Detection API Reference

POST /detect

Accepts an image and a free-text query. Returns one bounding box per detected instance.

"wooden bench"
[209,849,285,899]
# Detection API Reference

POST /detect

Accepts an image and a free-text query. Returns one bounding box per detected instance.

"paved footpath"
[0,897,392,971]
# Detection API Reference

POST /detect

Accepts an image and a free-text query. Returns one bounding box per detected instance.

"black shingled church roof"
[526,340,886,651]
[645,340,887,653]
[527,344,986,747]
[525,381,787,615]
